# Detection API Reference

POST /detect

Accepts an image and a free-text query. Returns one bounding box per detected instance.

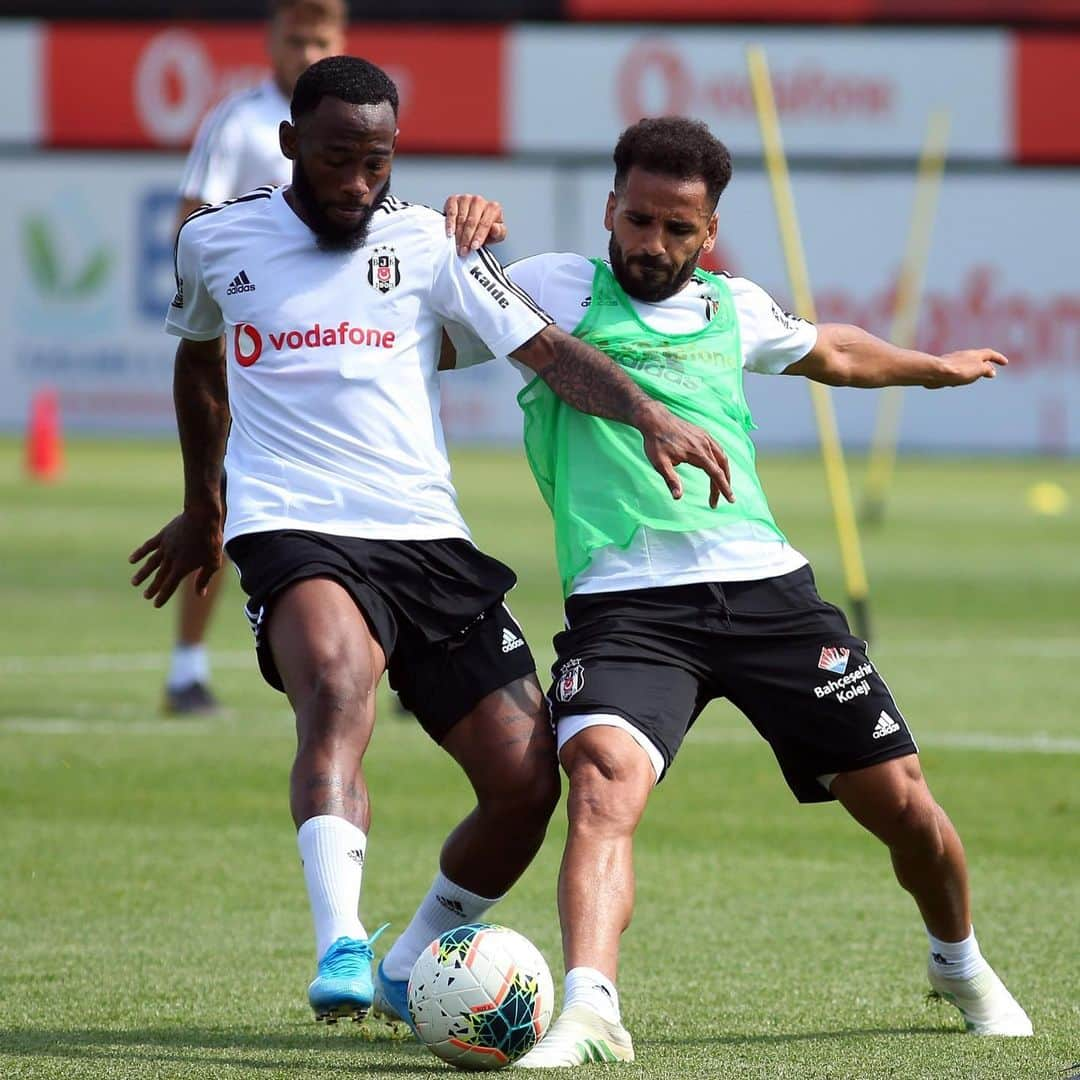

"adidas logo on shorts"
[872,710,901,739]
[501,627,525,653]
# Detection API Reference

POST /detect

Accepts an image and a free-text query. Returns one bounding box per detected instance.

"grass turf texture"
[1,437,1077,1080]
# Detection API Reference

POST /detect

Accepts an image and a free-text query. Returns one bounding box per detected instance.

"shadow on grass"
[4,1022,958,1074]
[641,1025,955,1048]
[2,1025,446,1074]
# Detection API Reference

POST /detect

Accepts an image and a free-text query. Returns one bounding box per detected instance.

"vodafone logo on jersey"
[234,323,263,367]
[232,321,396,367]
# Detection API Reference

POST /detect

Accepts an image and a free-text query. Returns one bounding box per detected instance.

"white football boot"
[516,1004,635,1068]
[928,962,1033,1036]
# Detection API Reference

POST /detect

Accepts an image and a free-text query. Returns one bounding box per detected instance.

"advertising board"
[508,28,1009,158]
[1,156,1075,453]
[44,24,504,152]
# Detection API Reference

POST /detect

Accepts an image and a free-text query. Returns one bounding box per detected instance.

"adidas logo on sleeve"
[501,627,525,653]
[227,270,255,295]
[872,711,901,739]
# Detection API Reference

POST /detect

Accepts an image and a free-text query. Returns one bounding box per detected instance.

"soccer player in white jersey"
[449,118,1032,1065]
[129,60,731,1026]
[165,0,347,715]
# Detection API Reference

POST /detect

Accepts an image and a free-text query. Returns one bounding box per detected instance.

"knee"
[292,650,374,738]
[881,784,945,856]
[564,737,651,836]
[479,753,561,829]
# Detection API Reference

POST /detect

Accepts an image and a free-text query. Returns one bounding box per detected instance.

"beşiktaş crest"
[367,245,400,294]
[556,658,585,703]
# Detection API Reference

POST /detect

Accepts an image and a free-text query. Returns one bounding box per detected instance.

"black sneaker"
[163,681,221,716]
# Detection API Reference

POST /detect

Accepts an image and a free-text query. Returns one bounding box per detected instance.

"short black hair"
[613,117,733,211]
[291,55,398,121]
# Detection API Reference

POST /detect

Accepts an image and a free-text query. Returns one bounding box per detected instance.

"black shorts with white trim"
[548,565,916,802]
[225,529,536,742]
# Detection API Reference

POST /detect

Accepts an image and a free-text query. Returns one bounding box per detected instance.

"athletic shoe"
[309,933,382,1023]
[928,963,1033,1036]
[372,959,419,1037]
[163,681,220,716]
[516,1004,634,1068]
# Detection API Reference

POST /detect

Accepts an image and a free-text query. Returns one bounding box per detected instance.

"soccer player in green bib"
[451,118,1031,1063]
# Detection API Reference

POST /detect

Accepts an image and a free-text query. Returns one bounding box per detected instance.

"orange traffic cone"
[26,388,64,481]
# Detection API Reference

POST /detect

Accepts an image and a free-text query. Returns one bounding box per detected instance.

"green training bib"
[518,259,786,596]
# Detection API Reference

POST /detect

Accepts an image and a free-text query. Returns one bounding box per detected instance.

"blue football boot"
[372,958,420,1038]
[308,926,387,1023]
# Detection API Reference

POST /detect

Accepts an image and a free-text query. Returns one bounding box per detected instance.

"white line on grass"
[0,651,253,675]
[0,718,224,735]
[2,718,1077,754]
[0,638,1076,678]
[686,728,1080,755]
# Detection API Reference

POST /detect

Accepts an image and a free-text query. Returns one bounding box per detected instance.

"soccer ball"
[408,923,554,1071]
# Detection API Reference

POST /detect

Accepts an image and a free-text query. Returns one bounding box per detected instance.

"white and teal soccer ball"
[408,923,554,1071]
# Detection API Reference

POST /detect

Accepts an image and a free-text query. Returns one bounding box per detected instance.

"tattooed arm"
[129,335,230,606]
[512,324,734,506]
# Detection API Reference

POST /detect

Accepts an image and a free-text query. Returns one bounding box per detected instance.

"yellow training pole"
[862,110,951,525]
[746,45,872,642]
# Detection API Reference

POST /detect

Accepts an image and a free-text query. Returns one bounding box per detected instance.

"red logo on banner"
[45,23,505,152]
[615,38,892,126]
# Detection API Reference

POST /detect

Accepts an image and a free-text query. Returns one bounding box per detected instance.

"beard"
[608,234,703,303]
[291,159,387,253]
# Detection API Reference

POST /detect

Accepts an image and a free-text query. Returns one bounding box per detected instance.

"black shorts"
[548,566,917,803]
[225,530,536,743]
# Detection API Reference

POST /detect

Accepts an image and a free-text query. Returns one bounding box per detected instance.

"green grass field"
[1,437,1078,1080]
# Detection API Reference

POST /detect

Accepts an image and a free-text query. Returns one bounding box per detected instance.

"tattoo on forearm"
[538,333,650,425]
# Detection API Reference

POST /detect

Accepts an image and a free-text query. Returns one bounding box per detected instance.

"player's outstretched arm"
[784,323,1008,388]
[443,194,507,256]
[512,325,734,507]
[129,335,230,607]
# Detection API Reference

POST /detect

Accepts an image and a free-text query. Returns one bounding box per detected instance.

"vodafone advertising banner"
[508,28,1010,158]
[44,23,504,152]
[0,22,1074,161]
[0,155,1075,453]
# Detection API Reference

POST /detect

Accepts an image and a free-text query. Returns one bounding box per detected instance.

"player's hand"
[634,401,735,508]
[444,194,507,256]
[928,349,1008,387]
[129,508,223,608]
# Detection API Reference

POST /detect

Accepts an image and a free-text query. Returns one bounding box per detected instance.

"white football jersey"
[166,186,551,545]
[453,251,817,594]
[178,79,292,206]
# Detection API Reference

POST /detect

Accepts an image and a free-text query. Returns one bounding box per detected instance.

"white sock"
[381,871,501,981]
[564,966,621,1024]
[167,643,209,690]
[297,815,368,962]
[927,926,988,981]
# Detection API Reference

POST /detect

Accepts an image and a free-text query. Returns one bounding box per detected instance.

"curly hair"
[613,117,733,210]
[291,55,398,121]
